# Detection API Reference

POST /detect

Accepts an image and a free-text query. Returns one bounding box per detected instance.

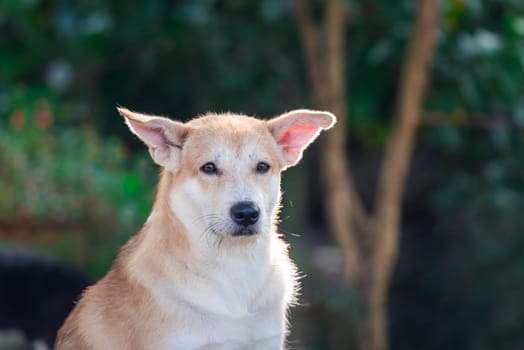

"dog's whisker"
[193,213,223,225]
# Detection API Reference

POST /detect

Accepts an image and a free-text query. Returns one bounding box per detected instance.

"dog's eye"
[201,162,218,175]
[256,162,271,174]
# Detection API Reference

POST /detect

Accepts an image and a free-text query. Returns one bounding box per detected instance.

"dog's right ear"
[268,109,336,170]
[118,107,187,171]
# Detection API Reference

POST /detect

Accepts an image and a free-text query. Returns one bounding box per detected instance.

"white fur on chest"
[131,234,293,350]
[162,307,284,350]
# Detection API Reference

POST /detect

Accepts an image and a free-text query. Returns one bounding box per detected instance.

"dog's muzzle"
[230,201,260,236]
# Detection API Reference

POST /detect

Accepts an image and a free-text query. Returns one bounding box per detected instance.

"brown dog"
[55,108,335,349]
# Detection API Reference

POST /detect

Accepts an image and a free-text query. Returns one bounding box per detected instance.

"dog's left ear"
[268,109,336,169]
[118,107,187,171]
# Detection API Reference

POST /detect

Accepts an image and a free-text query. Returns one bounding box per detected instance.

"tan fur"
[55,109,335,350]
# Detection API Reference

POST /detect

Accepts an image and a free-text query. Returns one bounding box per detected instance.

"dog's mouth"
[204,221,260,238]
[203,202,262,237]
[231,227,258,237]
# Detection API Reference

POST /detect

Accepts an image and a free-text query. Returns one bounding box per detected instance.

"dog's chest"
[141,247,290,350]
[161,309,284,350]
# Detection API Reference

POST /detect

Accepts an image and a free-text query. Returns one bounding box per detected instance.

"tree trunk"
[291,0,440,349]
[291,0,366,282]
[368,1,440,349]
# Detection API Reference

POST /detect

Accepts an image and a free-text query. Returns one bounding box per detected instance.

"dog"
[55,108,335,349]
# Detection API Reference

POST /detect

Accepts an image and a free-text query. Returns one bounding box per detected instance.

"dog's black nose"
[230,202,260,227]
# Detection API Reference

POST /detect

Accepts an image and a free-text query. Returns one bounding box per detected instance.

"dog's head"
[119,108,335,240]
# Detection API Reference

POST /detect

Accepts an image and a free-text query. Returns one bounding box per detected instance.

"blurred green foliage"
[0,119,154,227]
[1,0,524,349]
[0,107,156,276]
[425,136,524,350]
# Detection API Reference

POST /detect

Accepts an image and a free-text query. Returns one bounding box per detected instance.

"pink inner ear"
[277,123,319,157]
[128,119,166,148]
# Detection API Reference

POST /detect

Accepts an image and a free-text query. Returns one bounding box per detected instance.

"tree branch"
[374,0,440,274]
[325,0,346,119]
[291,0,370,281]
[422,110,521,129]
[291,0,325,103]
[363,2,440,349]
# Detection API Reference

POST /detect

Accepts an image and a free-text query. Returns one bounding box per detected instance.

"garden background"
[1,1,524,349]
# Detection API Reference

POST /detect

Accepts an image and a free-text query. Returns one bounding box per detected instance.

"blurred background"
[1,0,524,349]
